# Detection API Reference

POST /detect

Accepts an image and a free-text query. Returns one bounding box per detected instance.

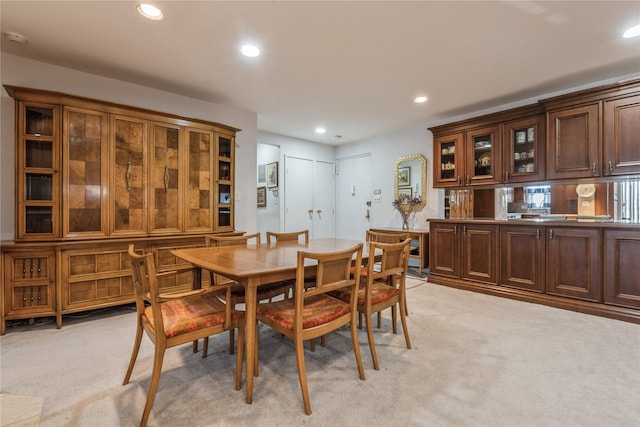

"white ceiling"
[2,1,639,144]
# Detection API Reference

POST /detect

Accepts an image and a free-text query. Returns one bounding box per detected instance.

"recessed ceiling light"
[241,44,260,57]
[315,127,326,134]
[414,96,428,103]
[137,3,163,20]
[623,24,640,38]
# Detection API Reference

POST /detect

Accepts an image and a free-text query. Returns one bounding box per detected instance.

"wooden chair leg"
[202,337,209,358]
[123,320,144,385]
[364,313,380,370]
[254,323,259,377]
[295,338,312,415]
[140,346,166,427]
[229,328,235,355]
[310,338,316,352]
[377,311,382,328]
[399,298,412,349]
[235,324,245,390]
[391,305,398,334]
[350,314,366,380]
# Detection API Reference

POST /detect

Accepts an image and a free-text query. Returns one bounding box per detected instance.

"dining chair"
[265,229,310,245]
[333,238,412,370]
[124,245,244,427]
[205,232,292,355]
[255,243,365,415]
[357,230,411,327]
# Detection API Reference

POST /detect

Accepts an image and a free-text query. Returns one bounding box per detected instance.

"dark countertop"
[428,217,640,228]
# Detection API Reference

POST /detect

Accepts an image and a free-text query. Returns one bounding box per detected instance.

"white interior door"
[284,156,313,233]
[313,161,335,238]
[335,154,371,240]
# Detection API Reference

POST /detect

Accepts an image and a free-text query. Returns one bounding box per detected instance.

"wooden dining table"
[171,237,367,404]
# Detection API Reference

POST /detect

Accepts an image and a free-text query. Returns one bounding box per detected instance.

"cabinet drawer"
[8,284,52,313]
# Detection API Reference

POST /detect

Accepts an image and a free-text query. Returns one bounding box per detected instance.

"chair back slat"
[266,230,309,244]
[296,243,363,301]
[366,230,410,244]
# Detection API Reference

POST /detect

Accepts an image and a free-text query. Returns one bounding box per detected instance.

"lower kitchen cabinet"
[461,223,498,284]
[604,229,640,309]
[546,226,601,302]
[428,219,640,324]
[500,225,545,292]
[429,222,497,285]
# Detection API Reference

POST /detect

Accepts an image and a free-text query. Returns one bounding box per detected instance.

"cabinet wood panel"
[546,227,601,302]
[500,225,545,292]
[603,94,640,176]
[461,224,498,284]
[110,115,148,236]
[150,121,183,234]
[186,127,214,232]
[604,229,640,308]
[63,107,109,237]
[546,103,600,179]
[429,222,460,277]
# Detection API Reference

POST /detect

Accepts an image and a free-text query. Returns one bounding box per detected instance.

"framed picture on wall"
[267,162,278,188]
[398,187,413,198]
[257,164,266,184]
[257,186,267,207]
[398,166,411,186]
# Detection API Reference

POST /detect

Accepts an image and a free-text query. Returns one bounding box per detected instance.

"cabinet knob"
[592,162,597,175]
[608,161,613,174]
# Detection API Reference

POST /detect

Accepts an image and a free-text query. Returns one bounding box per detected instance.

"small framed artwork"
[398,166,411,186]
[257,164,266,184]
[398,187,413,198]
[267,161,278,188]
[257,186,267,207]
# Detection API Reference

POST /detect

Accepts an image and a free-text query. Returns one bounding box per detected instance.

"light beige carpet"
[1,279,639,427]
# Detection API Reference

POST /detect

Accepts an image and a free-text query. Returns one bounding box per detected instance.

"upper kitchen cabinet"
[434,132,464,187]
[502,115,546,183]
[542,78,640,180]
[430,104,543,188]
[603,92,640,176]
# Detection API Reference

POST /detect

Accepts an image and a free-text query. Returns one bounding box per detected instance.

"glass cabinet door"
[215,132,234,230]
[63,107,109,237]
[434,133,463,188]
[503,115,545,183]
[19,102,60,238]
[185,127,215,232]
[466,125,502,186]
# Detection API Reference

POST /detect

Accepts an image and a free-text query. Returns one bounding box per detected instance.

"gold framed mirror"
[394,154,427,210]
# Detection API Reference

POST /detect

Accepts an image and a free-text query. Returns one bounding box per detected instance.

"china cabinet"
[2,86,239,334]
[431,104,544,188]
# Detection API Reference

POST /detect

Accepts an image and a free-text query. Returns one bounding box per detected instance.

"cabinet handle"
[466,175,470,185]
[608,161,613,174]
[505,171,509,182]
[457,176,461,184]
[164,166,170,190]
[592,162,597,175]
[463,225,467,234]
[454,225,458,234]
[126,162,133,191]
[549,229,553,239]
[536,229,540,239]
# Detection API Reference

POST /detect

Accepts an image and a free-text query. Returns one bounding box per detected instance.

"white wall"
[256,143,280,239]
[336,123,442,231]
[0,53,259,241]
